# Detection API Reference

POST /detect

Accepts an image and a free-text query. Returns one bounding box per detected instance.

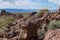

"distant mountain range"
[0,9,38,13]
[0,9,58,13]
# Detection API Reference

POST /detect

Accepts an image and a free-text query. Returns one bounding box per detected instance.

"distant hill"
[0,9,58,13]
[0,9,38,13]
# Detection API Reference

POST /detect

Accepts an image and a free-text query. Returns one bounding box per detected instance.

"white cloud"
[0,0,41,9]
[0,0,2,2]
[48,0,60,5]
[0,1,13,8]
[0,0,1,1]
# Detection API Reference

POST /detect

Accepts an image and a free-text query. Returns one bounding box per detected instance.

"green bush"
[47,20,60,30]
[37,28,46,39]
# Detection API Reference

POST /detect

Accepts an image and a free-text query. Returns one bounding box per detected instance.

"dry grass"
[0,15,15,32]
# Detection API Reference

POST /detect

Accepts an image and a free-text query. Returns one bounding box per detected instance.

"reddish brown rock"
[44,29,60,40]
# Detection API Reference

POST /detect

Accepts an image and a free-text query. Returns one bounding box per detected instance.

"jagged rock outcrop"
[0,8,60,40]
[44,29,60,40]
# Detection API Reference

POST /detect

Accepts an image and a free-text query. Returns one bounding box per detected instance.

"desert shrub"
[19,28,25,38]
[35,9,49,18]
[47,20,60,30]
[37,28,46,39]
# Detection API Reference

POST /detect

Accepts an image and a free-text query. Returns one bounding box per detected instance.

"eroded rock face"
[0,10,60,40]
[44,29,60,40]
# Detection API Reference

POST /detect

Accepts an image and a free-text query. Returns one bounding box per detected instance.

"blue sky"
[0,0,60,9]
